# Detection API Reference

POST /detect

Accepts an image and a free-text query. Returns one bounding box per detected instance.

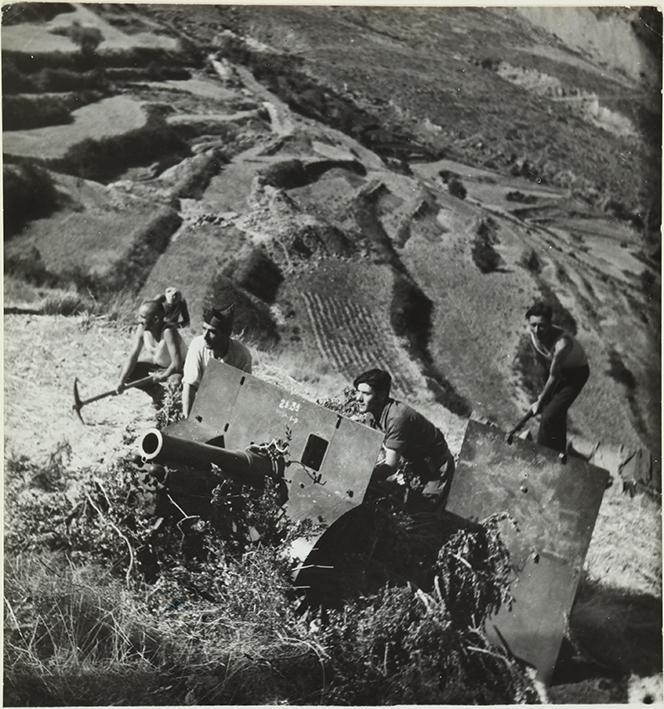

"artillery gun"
[137,359,609,684]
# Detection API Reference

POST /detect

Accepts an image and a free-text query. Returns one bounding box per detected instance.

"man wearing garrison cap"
[182,305,253,417]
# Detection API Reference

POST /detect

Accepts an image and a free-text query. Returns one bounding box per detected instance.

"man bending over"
[354,368,454,503]
[526,300,590,453]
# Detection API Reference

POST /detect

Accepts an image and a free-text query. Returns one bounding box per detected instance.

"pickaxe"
[72,375,155,424]
[505,409,535,445]
[505,409,568,463]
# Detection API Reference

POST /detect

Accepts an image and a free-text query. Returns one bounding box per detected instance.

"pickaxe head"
[72,377,86,424]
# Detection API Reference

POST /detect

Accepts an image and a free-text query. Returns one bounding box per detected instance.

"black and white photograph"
[3,2,662,705]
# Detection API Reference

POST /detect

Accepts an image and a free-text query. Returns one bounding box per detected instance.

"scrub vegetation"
[4,425,538,706]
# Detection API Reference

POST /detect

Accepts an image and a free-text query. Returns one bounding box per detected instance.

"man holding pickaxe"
[72,300,187,422]
[116,300,187,403]
[514,300,590,454]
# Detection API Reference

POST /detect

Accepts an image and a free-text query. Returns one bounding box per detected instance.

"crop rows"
[301,291,415,397]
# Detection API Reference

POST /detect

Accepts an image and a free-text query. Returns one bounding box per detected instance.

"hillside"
[3,3,661,705]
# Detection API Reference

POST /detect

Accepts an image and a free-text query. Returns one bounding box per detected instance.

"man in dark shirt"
[353,368,454,503]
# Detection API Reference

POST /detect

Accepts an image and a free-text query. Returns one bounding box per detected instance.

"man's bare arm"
[153,329,182,381]
[116,329,144,393]
[531,336,572,413]
[182,382,197,417]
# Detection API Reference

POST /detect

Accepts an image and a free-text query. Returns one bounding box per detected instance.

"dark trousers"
[537,364,589,453]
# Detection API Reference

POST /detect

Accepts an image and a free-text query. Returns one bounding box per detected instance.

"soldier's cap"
[203,305,234,332]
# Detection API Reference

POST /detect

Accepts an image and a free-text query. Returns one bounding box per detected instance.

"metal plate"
[445,419,609,682]
[167,359,384,526]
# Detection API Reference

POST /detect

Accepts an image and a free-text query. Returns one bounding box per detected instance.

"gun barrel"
[139,429,271,488]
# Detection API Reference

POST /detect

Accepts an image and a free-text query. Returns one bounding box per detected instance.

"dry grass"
[8,205,154,277]
[3,314,154,469]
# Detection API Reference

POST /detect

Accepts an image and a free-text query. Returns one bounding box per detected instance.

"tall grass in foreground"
[4,406,539,705]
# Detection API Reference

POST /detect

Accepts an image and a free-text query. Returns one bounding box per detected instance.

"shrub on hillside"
[391,275,432,355]
[3,94,72,130]
[319,515,537,704]
[50,20,104,64]
[57,116,189,183]
[34,67,109,92]
[41,292,92,316]
[472,233,502,273]
[506,190,538,204]
[104,64,191,82]
[472,218,502,273]
[234,247,284,304]
[3,163,60,238]
[519,247,542,274]
[606,348,636,391]
[3,91,105,130]
[641,267,659,304]
[447,177,467,200]
[2,57,38,93]
[4,247,57,287]
[259,159,308,188]
[207,274,280,348]
[0,58,108,94]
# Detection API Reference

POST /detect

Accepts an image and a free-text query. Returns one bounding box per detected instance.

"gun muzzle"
[139,429,273,488]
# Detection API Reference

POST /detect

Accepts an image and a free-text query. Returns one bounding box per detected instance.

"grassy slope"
[217,5,657,210]
[3,96,147,159]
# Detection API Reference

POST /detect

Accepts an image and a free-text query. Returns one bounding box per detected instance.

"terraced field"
[3,96,147,160]
[301,291,417,397]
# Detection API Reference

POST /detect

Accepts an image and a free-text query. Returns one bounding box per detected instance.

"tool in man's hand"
[72,375,155,424]
[506,410,569,465]
[505,410,535,445]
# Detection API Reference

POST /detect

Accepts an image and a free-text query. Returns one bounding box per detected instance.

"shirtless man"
[526,301,590,453]
[116,300,187,402]
[354,368,454,501]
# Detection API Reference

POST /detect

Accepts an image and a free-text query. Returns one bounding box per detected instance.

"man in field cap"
[353,368,454,504]
[182,304,253,417]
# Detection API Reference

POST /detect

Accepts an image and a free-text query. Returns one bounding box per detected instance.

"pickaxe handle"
[73,374,156,422]
[505,409,535,444]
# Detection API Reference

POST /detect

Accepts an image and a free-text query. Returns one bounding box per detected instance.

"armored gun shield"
[161,359,384,570]
[445,419,609,683]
